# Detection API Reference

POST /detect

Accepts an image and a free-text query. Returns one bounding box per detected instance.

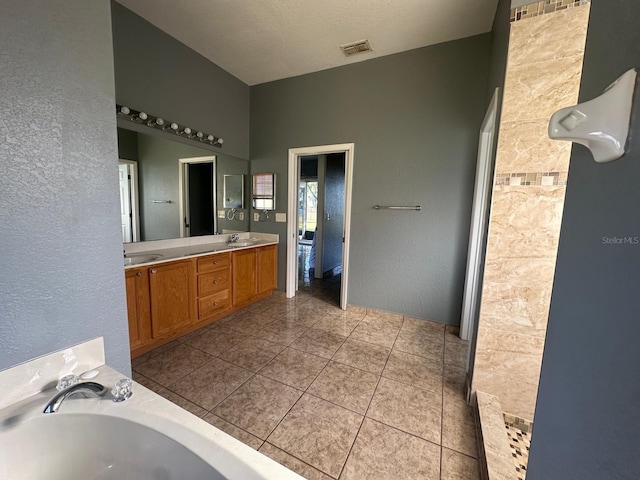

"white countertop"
[123,232,279,269]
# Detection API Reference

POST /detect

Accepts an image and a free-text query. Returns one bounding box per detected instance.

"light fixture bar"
[116,104,223,147]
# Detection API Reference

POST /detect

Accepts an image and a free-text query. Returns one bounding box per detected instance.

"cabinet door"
[125,268,151,349]
[232,249,257,305]
[257,245,277,295]
[149,260,195,338]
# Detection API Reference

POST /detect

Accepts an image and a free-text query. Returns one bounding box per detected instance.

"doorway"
[118,160,140,243]
[178,156,217,238]
[286,144,354,310]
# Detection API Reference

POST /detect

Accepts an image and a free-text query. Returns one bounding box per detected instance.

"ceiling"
[116,0,499,86]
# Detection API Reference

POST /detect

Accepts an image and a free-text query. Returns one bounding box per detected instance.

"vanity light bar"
[116,104,223,147]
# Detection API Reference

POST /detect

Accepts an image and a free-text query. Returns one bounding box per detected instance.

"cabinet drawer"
[197,253,230,273]
[198,271,230,297]
[198,290,230,319]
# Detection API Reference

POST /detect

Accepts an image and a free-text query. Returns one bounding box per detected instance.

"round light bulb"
[207,134,214,142]
[138,112,148,121]
[119,106,130,115]
[217,138,224,145]
[183,127,192,135]
[170,122,178,130]
[196,131,204,139]
[155,117,165,126]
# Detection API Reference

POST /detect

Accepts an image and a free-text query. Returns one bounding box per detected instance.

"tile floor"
[132,275,479,479]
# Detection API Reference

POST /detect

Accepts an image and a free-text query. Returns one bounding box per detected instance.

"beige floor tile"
[132,372,165,394]
[219,336,286,371]
[159,389,208,418]
[259,443,333,480]
[259,347,328,390]
[382,350,443,394]
[440,447,480,480]
[364,309,405,329]
[213,375,302,439]
[308,361,379,414]
[332,338,390,375]
[168,357,252,410]
[402,316,446,334]
[313,314,362,336]
[367,377,442,444]
[185,326,249,356]
[350,318,400,349]
[444,365,467,400]
[131,339,182,368]
[203,413,264,450]
[268,394,363,478]
[442,396,478,458]
[279,308,322,328]
[262,303,297,318]
[290,328,347,358]
[394,328,445,363]
[225,312,274,334]
[255,320,310,346]
[444,329,469,369]
[134,343,213,387]
[341,419,441,480]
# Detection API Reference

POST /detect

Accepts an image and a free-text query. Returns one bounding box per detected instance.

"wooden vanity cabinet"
[127,244,277,358]
[257,245,277,295]
[149,259,196,338]
[196,252,232,321]
[125,267,151,350]
[232,245,277,306]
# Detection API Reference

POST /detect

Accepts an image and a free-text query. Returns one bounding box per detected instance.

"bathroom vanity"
[124,234,278,358]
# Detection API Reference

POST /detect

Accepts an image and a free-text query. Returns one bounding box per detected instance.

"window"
[253,173,276,210]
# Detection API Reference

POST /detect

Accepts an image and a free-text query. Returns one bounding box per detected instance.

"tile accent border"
[505,423,531,480]
[503,413,534,434]
[495,171,568,187]
[511,0,590,23]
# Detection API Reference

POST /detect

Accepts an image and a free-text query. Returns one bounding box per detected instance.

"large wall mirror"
[117,127,250,242]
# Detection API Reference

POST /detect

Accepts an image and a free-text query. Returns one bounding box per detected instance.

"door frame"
[119,159,140,243]
[460,88,500,341]
[286,143,354,310]
[178,155,217,238]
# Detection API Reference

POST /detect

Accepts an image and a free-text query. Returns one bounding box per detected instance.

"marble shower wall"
[472,2,590,420]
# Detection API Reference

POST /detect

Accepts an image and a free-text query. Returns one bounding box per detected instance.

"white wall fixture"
[549,68,638,163]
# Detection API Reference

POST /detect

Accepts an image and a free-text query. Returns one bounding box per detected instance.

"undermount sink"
[0,414,223,479]
[123,254,161,266]
[227,239,259,247]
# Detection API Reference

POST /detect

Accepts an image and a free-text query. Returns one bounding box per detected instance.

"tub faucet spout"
[43,381,107,414]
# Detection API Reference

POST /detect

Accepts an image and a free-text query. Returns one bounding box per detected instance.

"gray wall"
[0,1,131,373]
[322,154,346,274]
[528,1,640,478]
[251,35,491,324]
[111,1,250,160]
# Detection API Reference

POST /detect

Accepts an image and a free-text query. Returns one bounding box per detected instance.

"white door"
[119,163,132,243]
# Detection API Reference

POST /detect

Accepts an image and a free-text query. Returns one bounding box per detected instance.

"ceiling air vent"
[340,40,372,57]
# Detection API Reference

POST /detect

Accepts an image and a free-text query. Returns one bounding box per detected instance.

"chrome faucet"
[229,234,240,243]
[43,381,107,414]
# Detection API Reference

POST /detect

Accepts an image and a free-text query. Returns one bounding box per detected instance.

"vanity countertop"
[123,232,279,269]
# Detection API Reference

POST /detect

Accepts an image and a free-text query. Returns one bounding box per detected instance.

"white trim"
[178,156,217,238]
[286,143,355,310]
[460,89,500,341]
[119,159,140,242]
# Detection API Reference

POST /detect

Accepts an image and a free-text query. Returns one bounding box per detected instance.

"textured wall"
[251,35,491,324]
[111,2,250,160]
[0,1,131,373]
[528,0,640,477]
[472,4,590,420]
